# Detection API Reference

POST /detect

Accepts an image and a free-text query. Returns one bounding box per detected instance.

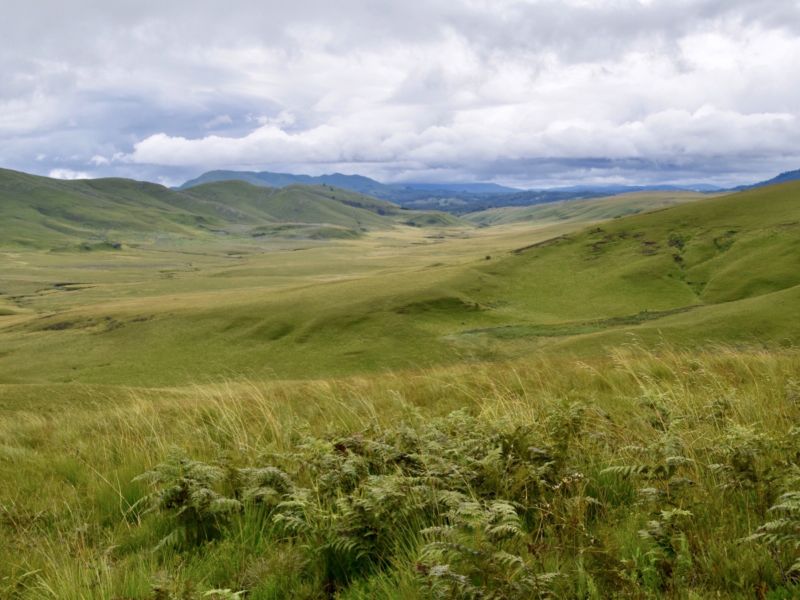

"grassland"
[1,173,800,598]
[3,349,800,598]
[0,218,588,385]
[2,181,797,386]
[466,191,719,227]
[0,169,464,250]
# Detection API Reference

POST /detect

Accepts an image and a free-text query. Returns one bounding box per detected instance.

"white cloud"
[49,168,90,180]
[126,104,799,172]
[2,0,800,186]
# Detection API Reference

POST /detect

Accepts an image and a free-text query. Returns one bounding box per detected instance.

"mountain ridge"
[737,168,800,190]
[0,168,463,248]
[177,169,729,213]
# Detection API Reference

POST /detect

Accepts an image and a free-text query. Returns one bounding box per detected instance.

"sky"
[2,0,800,189]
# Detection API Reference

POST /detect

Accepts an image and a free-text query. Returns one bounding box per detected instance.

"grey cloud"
[1,0,799,187]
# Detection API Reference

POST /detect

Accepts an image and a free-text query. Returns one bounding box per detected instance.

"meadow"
[2,176,800,598]
[3,348,800,598]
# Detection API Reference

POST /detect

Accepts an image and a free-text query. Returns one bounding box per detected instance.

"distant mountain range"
[178,170,730,213]
[0,168,464,249]
[736,168,800,190]
[2,165,798,250]
[179,170,522,195]
[178,170,527,212]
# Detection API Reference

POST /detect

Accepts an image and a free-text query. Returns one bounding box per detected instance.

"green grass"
[2,348,800,598]
[449,181,800,352]
[0,169,459,250]
[183,182,399,230]
[0,170,211,248]
[0,217,578,385]
[466,190,718,226]
[2,174,800,597]
[1,180,799,386]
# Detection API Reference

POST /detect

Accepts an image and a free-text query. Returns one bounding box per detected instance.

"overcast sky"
[2,0,800,188]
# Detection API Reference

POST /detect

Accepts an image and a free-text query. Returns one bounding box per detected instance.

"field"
[465,191,718,227]
[2,176,800,598]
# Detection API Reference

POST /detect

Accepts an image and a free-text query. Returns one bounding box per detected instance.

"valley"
[2,175,797,390]
[2,169,800,598]
[6,3,800,597]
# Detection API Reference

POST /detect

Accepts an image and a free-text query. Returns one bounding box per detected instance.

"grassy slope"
[2,349,799,598]
[0,221,573,385]
[0,169,463,249]
[0,169,215,248]
[1,181,798,388]
[2,179,800,598]
[465,190,717,226]
[181,182,401,230]
[453,182,800,349]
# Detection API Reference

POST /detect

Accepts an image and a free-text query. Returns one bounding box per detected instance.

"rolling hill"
[3,178,798,599]
[181,181,401,228]
[0,169,212,248]
[179,169,521,197]
[0,168,464,249]
[465,190,721,226]
[178,169,391,196]
[178,169,731,213]
[1,178,797,386]
[450,180,800,352]
[179,169,528,212]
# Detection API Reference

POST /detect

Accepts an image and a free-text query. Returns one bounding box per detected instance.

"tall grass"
[2,345,799,598]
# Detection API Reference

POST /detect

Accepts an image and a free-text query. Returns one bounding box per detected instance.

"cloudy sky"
[2,0,800,188]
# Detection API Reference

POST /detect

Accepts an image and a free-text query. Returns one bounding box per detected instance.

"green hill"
[450,181,800,351]
[181,181,402,230]
[0,169,464,249]
[466,190,717,226]
[1,180,797,387]
[179,181,468,230]
[178,169,390,197]
[0,169,216,248]
[2,176,800,598]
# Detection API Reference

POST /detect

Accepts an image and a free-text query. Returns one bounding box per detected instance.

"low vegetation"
[2,170,799,597]
[465,191,717,227]
[0,169,461,249]
[2,347,800,598]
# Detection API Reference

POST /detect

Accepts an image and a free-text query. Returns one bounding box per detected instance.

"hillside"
[180,170,522,196]
[466,190,719,226]
[179,169,584,212]
[1,180,798,387]
[183,181,468,232]
[0,168,216,248]
[739,167,800,190]
[3,174,800,599]
[181,181,402,229]
[178,169,390,197]
[450,181,800,351]
[179,169,732,213]
[0,169,463,249]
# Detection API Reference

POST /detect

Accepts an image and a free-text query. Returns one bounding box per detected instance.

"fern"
[601,433,695,504]
[135,451,242,548]
[747,483,800,577]
[419,500,558,599]
[238,466,294,508]
[637,509,694,590]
